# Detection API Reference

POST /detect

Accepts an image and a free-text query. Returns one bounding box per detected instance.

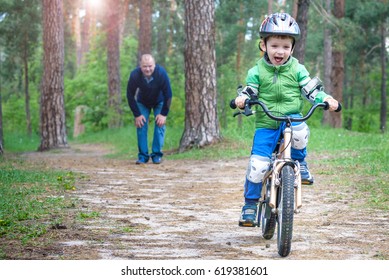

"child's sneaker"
[239,203,258,227]
[300,161,314,185]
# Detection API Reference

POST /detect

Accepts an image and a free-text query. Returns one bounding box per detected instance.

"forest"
[0,0,388,153]
[0,0,389,263]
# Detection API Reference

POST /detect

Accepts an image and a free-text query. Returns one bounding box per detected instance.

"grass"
[0,160,79,247]
[309,128,389,210]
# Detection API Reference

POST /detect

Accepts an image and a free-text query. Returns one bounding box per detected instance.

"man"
[126,54,172,164]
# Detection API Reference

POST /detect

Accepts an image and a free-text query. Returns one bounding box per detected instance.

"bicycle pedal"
[301,180,314,185]
[239,220,258,227]
[301,179,313,185]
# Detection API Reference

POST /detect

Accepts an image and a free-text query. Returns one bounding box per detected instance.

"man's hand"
[135,115,146,128]
[155,114,166,127]
[235,95,249,109]
[324,97,340,111]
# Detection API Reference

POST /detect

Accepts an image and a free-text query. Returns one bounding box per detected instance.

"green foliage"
[0,0,388,151]
[65,33,109,133]
[0,0,42,136]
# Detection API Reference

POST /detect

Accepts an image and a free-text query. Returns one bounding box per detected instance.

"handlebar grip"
[323,101,342,112]
[335,103,342,112]
[230,99,237,109]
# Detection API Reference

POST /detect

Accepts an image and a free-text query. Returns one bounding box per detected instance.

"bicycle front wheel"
[277,165,295,257]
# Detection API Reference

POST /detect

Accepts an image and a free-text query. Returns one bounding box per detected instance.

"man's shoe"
[239,203,258,227]
[300,161,314,185]
[152,156,162,164]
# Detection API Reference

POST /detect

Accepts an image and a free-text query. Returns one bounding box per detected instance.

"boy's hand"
[324,97,340,111]
[235,95,249,109]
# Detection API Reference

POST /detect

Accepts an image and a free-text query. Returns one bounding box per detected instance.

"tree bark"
[324,0,344,128]
[156,0,168,67]
[380,17,387,133]
[293,0,310,64]
[236,3,245,129]
[179,0,221,152]
[138,0,152,60]
[268,0,273,15]
[23,41,32,137]
[79,0,97,65]
[0,92,3,155]
[39,0,67,151]
[70,0,82,67]
[322,0,333,125]
[107,0,122,128]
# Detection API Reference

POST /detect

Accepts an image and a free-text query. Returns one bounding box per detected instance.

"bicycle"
[230,95,341,257]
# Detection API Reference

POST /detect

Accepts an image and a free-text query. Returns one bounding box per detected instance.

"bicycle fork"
[268,126,303,212]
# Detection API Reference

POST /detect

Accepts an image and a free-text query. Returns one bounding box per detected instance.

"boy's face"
[260,36,294,66]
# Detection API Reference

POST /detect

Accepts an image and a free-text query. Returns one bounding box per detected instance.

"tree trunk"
[268,0,273,14]
[74,1,82,67]
[179,0,221,152]
[0,92,3,155]
[23,42,32,137]
[380,17,387,133]
[236,3,244,129]
[156,0,168,67]
[138,0,152,60]
[359,50,369,131]
[39,0,67,151]
[322,0,333,125]
[344,65,355,130]
[107,0,122,128]
[293,0,310,64]
[80,0,96,65]
[292,0,298,19]
[118,0,130,45]
[324,0,344,128]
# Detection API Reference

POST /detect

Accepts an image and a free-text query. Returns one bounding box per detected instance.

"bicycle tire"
[277,165,295,257]
[260,181,276,239]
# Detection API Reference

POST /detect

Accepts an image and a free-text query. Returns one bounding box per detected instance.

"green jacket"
[246,56,329,129]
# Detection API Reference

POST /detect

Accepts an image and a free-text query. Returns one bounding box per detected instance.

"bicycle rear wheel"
[277,165,295,257]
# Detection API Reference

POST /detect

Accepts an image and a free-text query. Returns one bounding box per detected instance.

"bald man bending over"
[126,54,172,164]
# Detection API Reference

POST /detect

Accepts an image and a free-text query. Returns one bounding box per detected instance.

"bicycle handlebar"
[230,98,342,122]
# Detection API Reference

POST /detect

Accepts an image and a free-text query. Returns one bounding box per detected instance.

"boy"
[234,13,340,227]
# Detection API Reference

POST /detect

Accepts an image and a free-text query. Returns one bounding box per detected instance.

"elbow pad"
[301,77,324,103]
[240,85,258,99]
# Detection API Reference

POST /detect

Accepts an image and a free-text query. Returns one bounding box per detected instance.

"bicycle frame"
[262,123,303,212]
[242,100,330,212]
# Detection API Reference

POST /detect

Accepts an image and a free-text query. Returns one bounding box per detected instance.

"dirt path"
[21,144,388,260]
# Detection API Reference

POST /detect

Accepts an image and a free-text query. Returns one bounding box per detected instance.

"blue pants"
[136,102,166,162]
[244,120,307,203]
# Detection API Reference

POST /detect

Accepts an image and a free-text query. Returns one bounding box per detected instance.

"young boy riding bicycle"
[234,12,340,227]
